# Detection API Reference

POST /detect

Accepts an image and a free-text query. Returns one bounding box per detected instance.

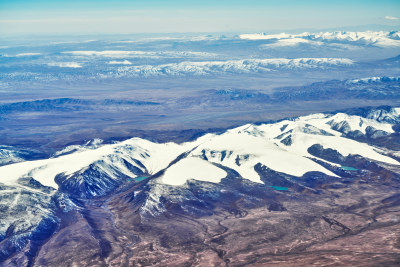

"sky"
[0,0,399,35]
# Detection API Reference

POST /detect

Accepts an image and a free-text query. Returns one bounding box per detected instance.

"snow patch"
[108,60,132,65]
[262,38,323,47]
[15,53,41,57]
[64,50,152,57]
[241,31,400,47]
[47,62,82,68]
[161,157,227,186]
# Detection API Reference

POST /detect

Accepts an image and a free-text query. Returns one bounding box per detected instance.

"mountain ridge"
[1,106,400,266]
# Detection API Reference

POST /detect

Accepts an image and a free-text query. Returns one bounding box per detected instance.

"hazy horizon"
[0,0,399,35]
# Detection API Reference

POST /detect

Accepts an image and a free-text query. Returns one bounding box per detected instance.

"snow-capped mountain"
[240,31,400,47]
[347,76,400,84]
[113,58,354,77]
[1,57,355,82]
[0,146,45,166]
[1,106,400,265]
[274,75,400,101]
[1,107,398,194]
[0,146,25,166]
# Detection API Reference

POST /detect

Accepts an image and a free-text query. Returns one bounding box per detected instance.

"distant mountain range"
[240,31,400,47]
[1,30,399,86]
[1,76,399,116]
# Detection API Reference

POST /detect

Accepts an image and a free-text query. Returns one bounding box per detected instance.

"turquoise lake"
[269,186,289,191]
[134,176,148,182]
[128,176,148,182]
[340,166,358,171]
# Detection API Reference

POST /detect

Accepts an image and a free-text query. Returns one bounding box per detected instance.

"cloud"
[385,16,399,20]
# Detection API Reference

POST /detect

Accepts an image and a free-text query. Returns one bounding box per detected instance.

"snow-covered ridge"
[0,109,398,190]
[363,107,400,123]
[47,62,82,68]
[0,146,25,165]
[115,35,225,43]
[347,76,400,84]
[63,50,218,58]
[114,58,353,77]
[15,53,41,57]
[52,138,104,157]
[108,60,132,65]
[0,138,195,189]
[240,31,400,47]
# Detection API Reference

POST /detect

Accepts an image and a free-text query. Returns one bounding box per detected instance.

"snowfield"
[161,157,227,185]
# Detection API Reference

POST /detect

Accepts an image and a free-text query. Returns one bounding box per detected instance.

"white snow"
[240,31,400,47]
[270,113,398,164]
[262,38,323,48]
[190,124,339,182]
[63,50,217,59]
[115,58,353,77]
[0,145,115,188]
[326,113,395,134]
[53,139,104,157]
[47,62,82,68]
[348,76,400,83]
[108,60,133,65]
[0,137,193,189]
[385,16,399,20]
[64,50,152,57]
[186,112,398,183]
[0,147,24,165]
[15,53,41,57]
[116,35,220,43]
[161,157,227,185]
[239,33,293,40]
[0,110,399,189]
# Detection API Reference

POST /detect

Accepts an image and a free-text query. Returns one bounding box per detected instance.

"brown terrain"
[7,157,398,267]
